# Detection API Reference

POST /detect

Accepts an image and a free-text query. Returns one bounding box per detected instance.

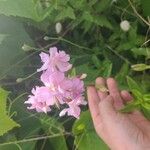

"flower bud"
[55,22,62,34]
[131,64,150,71]
[22,44,33,52]
[120,20,130,32]
[16,78,23,83]
[43,36,50,41]
[80,73,87,79]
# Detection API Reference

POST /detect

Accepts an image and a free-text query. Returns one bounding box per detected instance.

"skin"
[87,77,150,150]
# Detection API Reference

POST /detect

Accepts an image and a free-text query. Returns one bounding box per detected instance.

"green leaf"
[116,63,129,87]
[132,89,143,101]
[40,115,68,150]
[56,6,76,21]
[0,145,21,150]
[141,0,150,16]
[102,60,112,77]
[73,111,109,150]
[0,87,9,115]
[120,102,140,113]
[141,107,150,120]
[0,16,34,77]
[0,0,40,21]
[75,64,100,84]
[143,94,150,101]
[126,76,143,93]
[94,15,113,29]
[0,34,7,44]
[95,0,111,13]
[131,47,150,59]
[142,103,150,110]
[82,12,112,29]
[92,55,101,68]
[0,88,20,136]
[10,94,41,150]
[69,68,76,77]
[82,11,93,22]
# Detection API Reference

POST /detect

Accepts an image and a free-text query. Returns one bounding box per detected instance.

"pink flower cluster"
[25,47,87,118]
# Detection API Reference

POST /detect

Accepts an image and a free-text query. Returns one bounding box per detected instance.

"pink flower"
[59,95,86,119]
[41,70,65,88]
[26,46,87,119]
[61,78,85,102]
[59,77,87,118]
[25,86,57,113]
[37,47,72,73]
[59,100,81,119]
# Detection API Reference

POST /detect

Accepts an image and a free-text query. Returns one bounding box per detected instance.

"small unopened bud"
[120,20,130,32]
[80,73,87,79]
[44,36,50,41]
[16,78,23,83]
[22,44,33,52]
[131,64,150,71]
[55,22,62,34]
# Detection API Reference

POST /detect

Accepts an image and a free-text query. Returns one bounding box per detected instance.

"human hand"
[87,77,150,150]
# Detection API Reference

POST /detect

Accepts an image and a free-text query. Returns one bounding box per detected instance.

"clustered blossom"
[25,47,87,119]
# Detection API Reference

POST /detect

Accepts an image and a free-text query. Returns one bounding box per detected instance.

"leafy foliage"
[0,88,20,136]
[0,0,40,21]
[73,111,109,150]
[0,0,150,149]
[121,77,150,115]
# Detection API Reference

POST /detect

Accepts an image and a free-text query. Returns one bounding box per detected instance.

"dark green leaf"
[73,111,109,150]
[92,55,101,68]
[120,102,140,113]
[141,0,150,16]
[40,115,68,150]
[126,76,143,92]
[0,16,34,77]
[0,88,20,136]
[0,0,40,21]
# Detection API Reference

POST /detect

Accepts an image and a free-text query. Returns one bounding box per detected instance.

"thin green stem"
[105,45,131,64]
[44,36,93,51]
[8,92,28,116]
[0,133,71,146]
[128,0,150,26]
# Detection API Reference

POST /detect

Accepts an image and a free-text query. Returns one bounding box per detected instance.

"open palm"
[87,77,150,150]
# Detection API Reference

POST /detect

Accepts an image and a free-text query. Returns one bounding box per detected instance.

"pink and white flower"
[37,47,72,73]
[25,86,56,113]
[25,46,86,119]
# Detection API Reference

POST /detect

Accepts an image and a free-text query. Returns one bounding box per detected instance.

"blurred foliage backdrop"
[0,0,150,150]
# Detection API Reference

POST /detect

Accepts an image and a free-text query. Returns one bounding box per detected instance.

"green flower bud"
[131,64,150,71]
[22,44,33,52]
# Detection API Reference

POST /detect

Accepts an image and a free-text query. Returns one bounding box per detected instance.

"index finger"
[107,78,123,109]
[87,86,101,125]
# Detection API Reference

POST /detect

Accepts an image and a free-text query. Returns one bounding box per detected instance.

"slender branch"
[45,36,92,51]
[128,0,150,26]
[0,133,71,146]
[105,45,131,64]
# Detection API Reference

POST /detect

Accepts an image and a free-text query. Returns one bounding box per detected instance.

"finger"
[107,78,123,109]
[87,86,101,125]
[121,90,133,103]
[98,95,116,122]
[95,77,108,100]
